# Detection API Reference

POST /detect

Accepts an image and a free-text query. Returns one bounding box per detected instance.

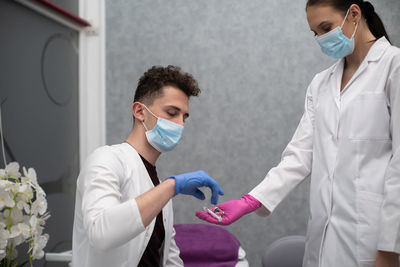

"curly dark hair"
[133,65,201,104]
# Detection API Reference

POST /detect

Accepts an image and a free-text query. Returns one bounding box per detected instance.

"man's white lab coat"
[250,37,400,267]
[72,143,183,267]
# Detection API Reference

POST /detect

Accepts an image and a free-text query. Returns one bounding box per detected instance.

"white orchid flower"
[31,197,47,216]
[9,223,29,246]
[32,213,50,236]
[5,162,21,178]
[9,208,24,225]
[30,233,49,260]
[2,208,10,219]
[29,216,37,229]
[10,223,30,238]
[35,185,46,198]
[39,212,50,222]
[0,227,9,249]
[22,167,38,185]
[0,190,14,209]
[0,180,16,192]
[18,183,29,194]
[16,199,30,214]
[30,221,45,237]
[1,163,50,264]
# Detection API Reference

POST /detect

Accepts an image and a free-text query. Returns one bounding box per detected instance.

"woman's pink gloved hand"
[195,194,262,225]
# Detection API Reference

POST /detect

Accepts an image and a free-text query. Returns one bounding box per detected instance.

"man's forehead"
[151,94,189,114]
[156,87,188,103]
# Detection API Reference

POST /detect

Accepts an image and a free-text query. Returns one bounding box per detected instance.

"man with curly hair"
[72,65,224,267]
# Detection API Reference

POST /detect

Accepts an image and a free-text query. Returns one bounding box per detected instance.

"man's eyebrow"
[166,105,189,118]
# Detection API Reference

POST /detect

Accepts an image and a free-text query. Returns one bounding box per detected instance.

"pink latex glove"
[195,194,262,225]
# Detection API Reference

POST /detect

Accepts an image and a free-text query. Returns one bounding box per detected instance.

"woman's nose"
[175,115,185,126]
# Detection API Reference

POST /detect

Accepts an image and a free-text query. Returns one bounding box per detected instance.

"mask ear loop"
[141,121,149,131]
[141,104,158,131]
[351,21,359,39]
[340,9,351,28]
[340,8,359,39]
[142,104,158,119]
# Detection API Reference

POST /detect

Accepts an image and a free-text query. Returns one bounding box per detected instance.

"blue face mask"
[316,9,359,59]
[141,105,184,152]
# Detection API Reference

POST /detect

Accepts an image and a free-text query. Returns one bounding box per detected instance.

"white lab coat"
[72,143,183,267]
[250,37,400,267]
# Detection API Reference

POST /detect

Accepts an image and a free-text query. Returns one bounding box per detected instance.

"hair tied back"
[362,1,375,19]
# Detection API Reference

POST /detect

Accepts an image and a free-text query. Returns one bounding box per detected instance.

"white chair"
[45,250,72,266]
[262,235,306,267]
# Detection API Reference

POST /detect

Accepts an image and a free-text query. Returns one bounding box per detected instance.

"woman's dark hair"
[134,65,200,105]
[306,0,391,43]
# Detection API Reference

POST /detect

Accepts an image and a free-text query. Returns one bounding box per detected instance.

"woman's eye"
[323,27,331,33]
[167,112,176,117]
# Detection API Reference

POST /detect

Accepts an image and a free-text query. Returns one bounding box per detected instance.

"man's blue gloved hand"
[167,170,224,205]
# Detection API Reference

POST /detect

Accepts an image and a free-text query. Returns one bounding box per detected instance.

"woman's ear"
[349,4,362,23]
[132,102,145,122]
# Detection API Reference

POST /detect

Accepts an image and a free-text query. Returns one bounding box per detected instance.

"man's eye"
[323,27,331,33]
[167,112,176,116]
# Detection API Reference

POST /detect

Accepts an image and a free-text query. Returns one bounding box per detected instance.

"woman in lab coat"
[196,1,400,266]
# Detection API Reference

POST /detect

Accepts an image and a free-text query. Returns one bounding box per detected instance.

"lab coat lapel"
[341,59,369,96]
[341,37,390,98]
[330,59,344,109]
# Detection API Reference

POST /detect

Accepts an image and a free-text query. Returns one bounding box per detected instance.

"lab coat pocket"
[359,259,375,267]
[356,190,383,262]
[349,93,390,140]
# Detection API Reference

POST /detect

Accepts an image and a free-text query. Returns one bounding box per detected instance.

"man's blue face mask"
[141,104,184,152]
[316,9,359,59]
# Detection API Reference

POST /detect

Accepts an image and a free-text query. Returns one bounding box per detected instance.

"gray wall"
[106,1,400,266]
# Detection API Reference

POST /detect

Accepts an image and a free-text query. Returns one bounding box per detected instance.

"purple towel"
[174,224,240,267]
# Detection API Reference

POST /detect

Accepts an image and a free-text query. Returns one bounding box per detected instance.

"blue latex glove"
[167,170,224,205]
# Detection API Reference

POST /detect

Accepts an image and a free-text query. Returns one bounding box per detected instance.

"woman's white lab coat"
[72,143,183,267]
[250,37,400,267]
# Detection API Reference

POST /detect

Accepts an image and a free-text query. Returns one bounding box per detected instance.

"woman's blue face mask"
[316,9,359,59]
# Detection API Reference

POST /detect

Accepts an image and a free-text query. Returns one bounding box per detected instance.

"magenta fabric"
[174,224,240,267]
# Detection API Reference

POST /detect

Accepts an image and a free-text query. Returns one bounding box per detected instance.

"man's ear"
[132,102,145,122]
